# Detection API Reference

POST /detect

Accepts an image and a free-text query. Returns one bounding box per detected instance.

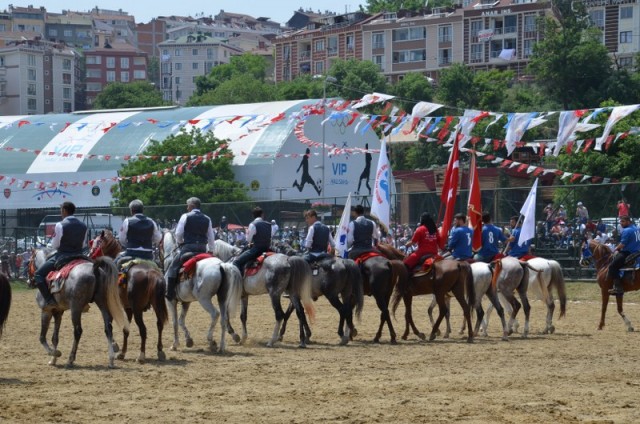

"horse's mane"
[378,243,405,260]
[588,239,613,273]
[95,229,122,258]
[213,239,241,260]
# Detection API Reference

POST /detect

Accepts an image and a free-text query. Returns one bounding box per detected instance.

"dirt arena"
[1,283,640,423]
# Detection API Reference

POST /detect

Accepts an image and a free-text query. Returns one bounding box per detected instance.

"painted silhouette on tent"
[293,148,322,195]
[356,143,372,195]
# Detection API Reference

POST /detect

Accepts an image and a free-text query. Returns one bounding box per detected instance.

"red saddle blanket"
[354,251,384,265]
[521,254,537,261]
[181,253,214,279]
[419,254,444,274]
[245,252,276,277]
[46,259,90,285]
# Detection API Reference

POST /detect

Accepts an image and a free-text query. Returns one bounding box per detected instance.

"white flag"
[370,138,391,233]
[595,104,640,151]
[518,178,538,246]
[335,193,352,258]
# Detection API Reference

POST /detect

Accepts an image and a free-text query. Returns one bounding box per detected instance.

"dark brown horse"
[90,230,168,362]
[590,240,640,331]
[0,272,10,339]
[379,244,475,343]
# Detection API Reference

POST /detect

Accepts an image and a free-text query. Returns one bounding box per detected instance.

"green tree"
[360,0,452,12]
[391,72,434,112]
[275,75,324,100]
[436,63,476,108]
[189,74,275,105]
[92,81,167,109]
[112,129,248,216]
[328,59,389,100]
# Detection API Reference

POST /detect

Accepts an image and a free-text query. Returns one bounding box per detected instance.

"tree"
[391,72,433,112]
[361,0,452,12]
[112,129,248,217]
[436,64,512,110]
[92,81,167,109]
[328,59,389,100]
[275,75,324,100]
[189,74,275,105]
[528,1,612,109]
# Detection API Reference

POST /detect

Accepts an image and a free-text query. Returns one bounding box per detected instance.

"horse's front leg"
[66,309,83,368]
[616,294,635,332]
[599,287,609,330]
[167,299,180,351]
[39,310,55,359]
[267,294,285,348]
[118,309,133,360]
[178,301,193,348]
[240,296,249,343]
[278,301,295,342]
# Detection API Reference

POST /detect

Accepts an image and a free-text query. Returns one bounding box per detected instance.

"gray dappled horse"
[212,239,316,348]
[160,231,243,353]
[30,248,129,368]
[279,257,364,345]
[0,272,10,339]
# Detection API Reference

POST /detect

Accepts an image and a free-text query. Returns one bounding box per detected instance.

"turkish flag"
[438,133,461,248]
[467,152,482,251]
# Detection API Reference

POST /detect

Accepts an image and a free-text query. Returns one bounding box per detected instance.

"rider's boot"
[608,278,624,296]
[165,277,178,301]
[36,278,57,312]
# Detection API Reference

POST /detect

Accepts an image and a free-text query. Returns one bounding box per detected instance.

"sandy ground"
[2,283,640,424]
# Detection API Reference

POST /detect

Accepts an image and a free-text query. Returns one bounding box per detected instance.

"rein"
[591,242,614,271]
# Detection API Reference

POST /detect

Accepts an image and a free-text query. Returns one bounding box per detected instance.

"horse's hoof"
[65,362,75,369]
[112,343,120,353]
[277,335,283,342]
[48,359,56,366]
[170,345,178,351]
[508,329,514,336]
[501,336,509,341]
[522,333,529,339]
[443,333,450,339]
[351,328,358,338]
[52,350,62,358]
[157,351,166,362]
[435,329,442,337]
[417,333,426,341]
[186,339,194,348]
[304,337,311,345]
[209,342,217,352]
[549,326,555,334]
[232,334,241,344]
[373,337,380,344]
[108,362,116,369]
[628,327,635,333]
[467,337,474,343]
[117,353,125,360]
[298,342,306,349]
[266,342,274,348]
[390,339,398,345]
[339,336,349,346]
[429,333,436,341]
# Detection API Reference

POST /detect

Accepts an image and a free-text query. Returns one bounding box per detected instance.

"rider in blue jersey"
[474,212,506,263]
[507,216,532,259]
[448,213,473,260]
[608,215,640,295]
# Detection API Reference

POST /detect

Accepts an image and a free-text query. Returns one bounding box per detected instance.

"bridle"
[591,241,613,271]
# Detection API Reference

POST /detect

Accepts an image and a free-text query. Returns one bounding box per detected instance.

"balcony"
[438,57,451,66]
[438,35,452,43]
[327,46,338,56]
[372,42,385,49]
[470,52,483,63]
[299,50,311,61]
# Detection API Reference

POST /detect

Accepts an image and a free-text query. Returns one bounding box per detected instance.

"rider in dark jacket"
[233,207,272,274]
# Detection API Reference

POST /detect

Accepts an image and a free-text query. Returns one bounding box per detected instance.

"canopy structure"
[0,100,381,208]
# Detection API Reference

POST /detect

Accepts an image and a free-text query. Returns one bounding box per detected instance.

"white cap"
[577,202,582,206]
[271,219,276,224]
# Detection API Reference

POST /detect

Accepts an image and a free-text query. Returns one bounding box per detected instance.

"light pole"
[313,75,337,206]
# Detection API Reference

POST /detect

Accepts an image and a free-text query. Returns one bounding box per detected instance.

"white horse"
[484,257,567,335]
[212,239,316,348]
[161,231,243,353]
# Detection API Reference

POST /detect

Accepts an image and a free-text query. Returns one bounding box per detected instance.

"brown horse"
[379,244,474,342]
[590,240,640,331]
[90,230,168,362]
[0,272,10,339]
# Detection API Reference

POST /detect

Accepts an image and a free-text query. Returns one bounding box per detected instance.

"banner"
[438,133,461,247]
[335,192,352,258]
[370,137,391,232]
[467,152,482,251]
[518,178,538,246]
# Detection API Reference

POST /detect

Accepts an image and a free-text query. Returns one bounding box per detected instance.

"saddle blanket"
[118,259,160,287]
[618,256,640,276]
[180,253,214,280]
[47,259,91,294]
[354,251,383,265]
[245,252,276,277]
[415,255,444,277]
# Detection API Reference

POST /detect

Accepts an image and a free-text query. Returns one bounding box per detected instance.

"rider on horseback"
[403,212,439,272]
[474,211,506,263]
[233,207,272,274]
[347,204,380,260]
[302,209,335,263]
[608,215,640,295]
[166,197,216,301]
[447,213,473,261]
[506,215,533,260]
[117,199,162,265]
[34,201,87,312]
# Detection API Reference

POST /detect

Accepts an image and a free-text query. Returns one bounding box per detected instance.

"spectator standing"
[543,203,556,235]
[575,202,589,224]
[618,198,631,218]
[556,205,567,222]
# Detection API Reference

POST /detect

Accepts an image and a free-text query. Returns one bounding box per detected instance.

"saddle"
[118,258,160,288]
[46,258,92,294]
[618,252,640,276]
[245,252,276,277]
[179,253,214,281]
[414,255,443,277]
[309,255,334,276]
[354,251,383,265]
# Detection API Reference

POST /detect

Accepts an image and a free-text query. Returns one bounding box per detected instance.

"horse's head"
[378,243,405,260]
[589,240,612,271]
[89,229,120,259]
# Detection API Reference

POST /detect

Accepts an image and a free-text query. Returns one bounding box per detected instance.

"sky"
[26,1,366,25]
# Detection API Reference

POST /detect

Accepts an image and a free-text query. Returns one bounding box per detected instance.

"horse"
[590,240,640,332]
[279,257,364,345]
[482,257,566,335]
[160,231,243,353]
[29,248,129,368]
[89,230,168,362]
[0,272,10,339]
[211,239,316,348]
[380,244,475,343]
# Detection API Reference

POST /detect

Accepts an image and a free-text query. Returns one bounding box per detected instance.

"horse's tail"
[344,259,364,320]
[491,259,503,291]
[550,260,567,319]
[94,257,129,333]
[390,261,409,318]
[149,269,168,325]
[220,262,243,320]
[462,262,475,310]
[0,272,11,338]
[288,256,316,324]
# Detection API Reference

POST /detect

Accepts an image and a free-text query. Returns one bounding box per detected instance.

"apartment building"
[136,18,167,58]
[45,12,93,49]
[585,0,640,67]
[9,4,45,33]
[0,39,75,114]
[84,42,148,107]
[158,34,242,105]
[274,11,381,81]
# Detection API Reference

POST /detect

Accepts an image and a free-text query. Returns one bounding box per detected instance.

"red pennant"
[60,122,71,133]
[604,135,614,151]
[591,176,603,183]
[582,139,594,152]
[102,122,116,133]
[517,163,528,173]
[500,160,513,168]
[18,120,30,128]
[226,116,242,124]
[566,141,574,155]
[147,118,158,124]
[570,173,582,183]
[492,140,501,151]
[532,167,545,177]
[188,119,200,125]
[270,112,286,123]
[538,142,546,158]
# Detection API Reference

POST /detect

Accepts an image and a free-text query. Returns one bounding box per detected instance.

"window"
[192,62,199,70]
[63,29,72,37]
[62,73,71,84]
[27,83,36,95]
[106,57,115,68]
[0,56,3,67]
[524,15,537,33]
[346,34,355,51]
[373,55,384,71]
[63,87,71,99]
[205,62,213,73]
[392,27,426,41]
[161,63,170,73]
[87,69,102,78]
[106,71,116,82]
[175,62,182,70]
[372,32,384,49]
[438,25,452,43]
[134,57,145,66]
[621,6,633,19]
[28,69,36,81]
[192,48,198,56]
[175,76,181,85]
[63,59,71,70]
[470,20,483,37]
[504,15,517,34]
[314,39,325,52]
[392,49,426,63]
[314,61,324,74]
[438,48,451,66]
[620,31,632,44]
[86,55,101,65]
[523,39,534,58]
[174,48,182,56]
[28,54,36,66]
[589,10,604,29]
[120,71,130,82]
[63,102,72,113]
[393,28,409,41]
[619,57,633,68]
[162,49,169,56]
[120,57,129,68]
[27,98,36,110]
[327,37,338,56]
[207,48,214,59]
[133,70,146,79]
[49,28,58,37]
[470,44,483,62]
